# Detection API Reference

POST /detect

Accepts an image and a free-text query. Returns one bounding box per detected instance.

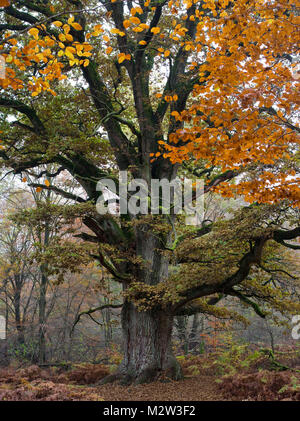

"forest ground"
[0,347,299,401]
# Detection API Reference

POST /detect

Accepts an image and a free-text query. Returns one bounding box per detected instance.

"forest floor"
[0,368,229,401]
[0,348,299,401]
[96,374,225,401]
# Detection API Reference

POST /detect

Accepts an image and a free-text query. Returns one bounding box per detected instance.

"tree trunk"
[0,289,9,366]
[189,313,200,354]
[38,270,47,364]
[14,282,25,346]
[38,204,50,365]
[101,224,183,385]
[106,301,182,385]
[175,315,189,354]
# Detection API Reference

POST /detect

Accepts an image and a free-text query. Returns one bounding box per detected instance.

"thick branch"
[28,183,86,203]
[0,98,46,135]
[175,237,267,311]
[228,288,266,318]
[70,303,122,335]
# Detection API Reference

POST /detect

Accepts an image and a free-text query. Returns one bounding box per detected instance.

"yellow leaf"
[118,54,126,63]
[36,186,42,192]
[28,28,39,40]
[66,46,76,54]
[171,111,180,119]
[65,34,73,42]
[130,16,141,25]
[118,53,131,63]
[71,22,82,31]
[151,27,160,34]
[65,49,75,60]
[132,27,144,33]
[123,20,131,29]
[52,21,63,27]
[135,7,143,14]
[45,179,50,187]
[63,24,71,34]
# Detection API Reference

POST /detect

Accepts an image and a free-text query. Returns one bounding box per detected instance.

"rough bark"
[101,226,182,385]
[102,301,182,385]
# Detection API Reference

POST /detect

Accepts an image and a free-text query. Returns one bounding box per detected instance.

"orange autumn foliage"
[0,0,299,204]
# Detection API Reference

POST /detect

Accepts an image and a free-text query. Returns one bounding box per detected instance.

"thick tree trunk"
[102,225,183,385]
[118,302,182,384]
[103,302,182,385]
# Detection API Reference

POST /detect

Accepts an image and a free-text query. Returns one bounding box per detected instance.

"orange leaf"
[151,27,160,34]
[28,28,39,40]
[0,0,10,6]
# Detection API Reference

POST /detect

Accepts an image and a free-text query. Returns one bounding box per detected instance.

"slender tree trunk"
[189,313,200,354]
[38,198,50,365]
[0,290,9,366]
[38,269,47,364]
[103,291,112,349]
[175,315,189,354]
[14,282,25,346]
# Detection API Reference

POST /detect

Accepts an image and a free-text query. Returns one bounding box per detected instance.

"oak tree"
[0,0,299,383]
